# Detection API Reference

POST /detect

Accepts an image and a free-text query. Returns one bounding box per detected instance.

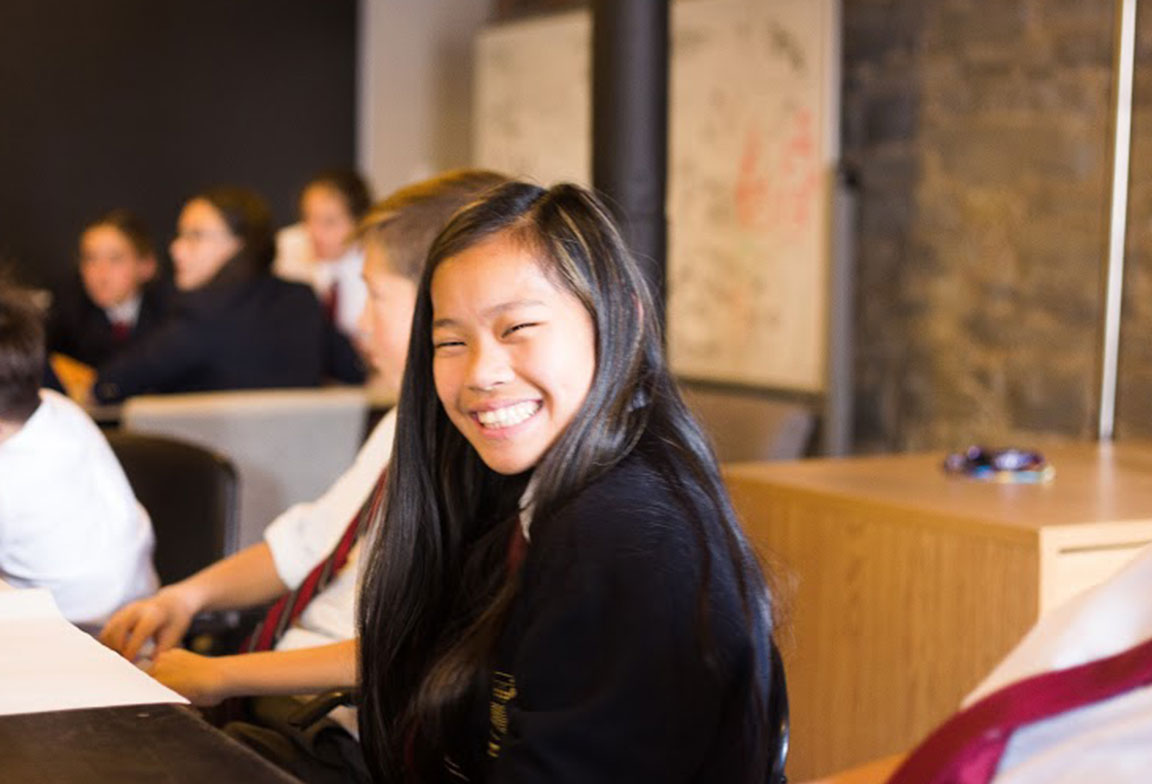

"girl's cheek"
[432,361,456,407]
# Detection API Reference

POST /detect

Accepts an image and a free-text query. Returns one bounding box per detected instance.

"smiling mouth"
[474,401,541,430]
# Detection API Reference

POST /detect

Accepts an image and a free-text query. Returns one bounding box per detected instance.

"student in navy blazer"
[94,187,325,403]
[48,210,171,368]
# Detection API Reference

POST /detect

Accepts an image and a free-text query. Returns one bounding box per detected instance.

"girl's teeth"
[477,401,539,428]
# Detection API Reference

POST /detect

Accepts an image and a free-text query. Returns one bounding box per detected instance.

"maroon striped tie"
[888,633,1152,783]
[241,470,387,653]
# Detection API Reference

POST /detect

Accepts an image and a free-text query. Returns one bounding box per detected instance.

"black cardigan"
[94,274,325,403]
[47,280,171,368]
[446,442,777,783]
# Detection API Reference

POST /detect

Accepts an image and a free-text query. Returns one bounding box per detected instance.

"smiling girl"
[48,210,168,368]
[358,182,781,782]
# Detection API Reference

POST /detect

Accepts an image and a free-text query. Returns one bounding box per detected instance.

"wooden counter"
[725,441,1152,780]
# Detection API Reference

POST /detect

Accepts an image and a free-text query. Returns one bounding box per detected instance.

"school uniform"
[274,224,367,384]
[93,274,325,403]
[445,436,777,782]
[0,390,157,628]
[274,224,368,339]
[216,410,396,783]
[263,409,395,652]
[47,280,170,368]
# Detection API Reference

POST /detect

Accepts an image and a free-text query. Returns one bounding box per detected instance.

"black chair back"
[105,430,238,586]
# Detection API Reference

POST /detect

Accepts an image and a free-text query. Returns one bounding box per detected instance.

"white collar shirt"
[104,294,142,327]
[0,390,157,627]
[262,408,397,651]
[272,223,367,337]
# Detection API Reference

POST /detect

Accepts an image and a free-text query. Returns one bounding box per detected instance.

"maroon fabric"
[323,280,339,325]
[110,320,132,342]
[888,634,1152,784]
[507,521,528,574]
[241,470,387,653]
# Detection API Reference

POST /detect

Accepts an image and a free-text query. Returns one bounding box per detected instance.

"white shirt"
[104,294,142,328]
[263,408,396,652]
[273,223,368,338]
[962,545,1152,782]
[0,390,157,628]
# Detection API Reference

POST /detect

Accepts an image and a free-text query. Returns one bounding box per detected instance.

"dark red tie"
[323,279,340,325]
[507,520,528,574]
[241,469,387,653]
[110,320,132,342]
[888,634,1152,783]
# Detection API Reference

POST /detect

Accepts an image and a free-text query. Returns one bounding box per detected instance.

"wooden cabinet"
[725,442,1152,780]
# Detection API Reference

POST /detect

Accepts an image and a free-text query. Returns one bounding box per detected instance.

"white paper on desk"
[0,588,188,716]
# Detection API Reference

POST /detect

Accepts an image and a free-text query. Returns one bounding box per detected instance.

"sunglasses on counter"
[942,446,1054,483]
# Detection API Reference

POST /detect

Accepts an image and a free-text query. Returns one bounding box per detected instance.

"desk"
[725,441,1152,780]
[0,703,299,782]
[0,585,298,782]
[87,402,123,429]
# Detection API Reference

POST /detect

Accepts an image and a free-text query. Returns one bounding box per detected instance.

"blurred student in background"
[48,209,170,368]
[0,284,156,630]
[275,170,373,383]
[93,186,325,403]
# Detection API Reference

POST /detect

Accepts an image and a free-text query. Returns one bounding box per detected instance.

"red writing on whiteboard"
[734,108,819,239]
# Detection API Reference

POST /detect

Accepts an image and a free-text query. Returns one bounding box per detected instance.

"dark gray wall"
[0,0,357,289]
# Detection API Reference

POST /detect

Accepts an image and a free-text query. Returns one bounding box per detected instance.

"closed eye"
[433,339,465,350]
[503,322,539,338]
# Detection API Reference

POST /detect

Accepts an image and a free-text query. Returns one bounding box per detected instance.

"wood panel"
[724,440,1152,780]
[730,474,1038,779]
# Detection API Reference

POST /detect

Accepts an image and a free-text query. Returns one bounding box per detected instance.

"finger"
[122,612,162,662]
[97,613,124,651]
[98,607,139,655]
[155,619,188,655]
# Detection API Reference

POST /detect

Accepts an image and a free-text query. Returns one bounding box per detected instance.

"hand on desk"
[148,648,231,706]
[99,586,199,662]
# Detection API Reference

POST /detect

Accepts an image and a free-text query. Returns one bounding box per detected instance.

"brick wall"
[846,0,1152,451]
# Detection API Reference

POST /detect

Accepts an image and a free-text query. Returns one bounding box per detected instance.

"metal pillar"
[1099,0,1138,440]
[591,0,670,325]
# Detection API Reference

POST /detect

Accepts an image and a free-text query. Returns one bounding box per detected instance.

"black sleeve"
[42,360,65,393]
[324,321,367,384]
[490,495,746,783]
[93,315,208,402]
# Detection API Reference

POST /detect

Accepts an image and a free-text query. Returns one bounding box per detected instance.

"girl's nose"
[465,342,513,392]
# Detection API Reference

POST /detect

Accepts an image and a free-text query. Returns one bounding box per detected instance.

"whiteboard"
[473,0,839,392]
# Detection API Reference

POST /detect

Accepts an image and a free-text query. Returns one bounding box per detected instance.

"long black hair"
[357,182,773,782]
